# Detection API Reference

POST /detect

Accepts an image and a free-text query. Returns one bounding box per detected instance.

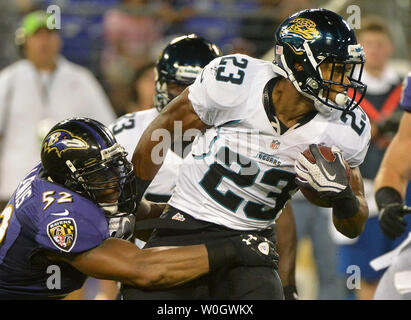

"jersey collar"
[263,77,318,135]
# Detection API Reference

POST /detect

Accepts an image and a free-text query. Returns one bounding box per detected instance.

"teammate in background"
[0,117,278,299]
[125,9,371,300]
[331,17,408,300]
[372,72,411,299]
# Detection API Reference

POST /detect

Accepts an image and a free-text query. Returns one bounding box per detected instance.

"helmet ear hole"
[295,63,304,71]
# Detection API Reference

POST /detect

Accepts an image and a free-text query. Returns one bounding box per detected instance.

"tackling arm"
[53,238,209,289]
[46,233,279,290]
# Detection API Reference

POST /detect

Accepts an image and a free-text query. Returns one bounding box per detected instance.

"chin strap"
[272,61,335,116]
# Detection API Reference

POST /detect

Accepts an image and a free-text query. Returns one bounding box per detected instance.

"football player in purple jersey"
[373,72,411,299]
[0,117,278,299]
[375,72,411,240]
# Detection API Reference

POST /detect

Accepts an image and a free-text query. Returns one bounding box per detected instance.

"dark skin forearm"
[48,238,209,289]
[132,88,207,180]
[332,166,369,238]
[275,203,297,287]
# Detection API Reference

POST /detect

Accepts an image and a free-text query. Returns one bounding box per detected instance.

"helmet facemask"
[276,42,367,115]
[153,34,220,112]
[66,144,138,217]
[154,65,202,112]
[311,53,367,113]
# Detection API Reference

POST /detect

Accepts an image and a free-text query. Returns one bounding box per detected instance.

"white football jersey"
[109,109,183,200]
[168,54,371,231]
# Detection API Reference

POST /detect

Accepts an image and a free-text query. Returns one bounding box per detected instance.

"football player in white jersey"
[110,34,299,299]
[371,73,411,299]
[126,9,371,300]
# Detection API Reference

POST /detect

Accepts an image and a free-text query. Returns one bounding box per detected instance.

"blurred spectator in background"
[157,0,198,36]
[240,0,282,57]
[256,0,313,59]
[0,10,116,209]
[42,0,119,77]
[102,0,163,115]
[224,37,257,57]
[331,16,411,300]
[0,0,36,68]
[123,61,156,115]
[167,0,257,53]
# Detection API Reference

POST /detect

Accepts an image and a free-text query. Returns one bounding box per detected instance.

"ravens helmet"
[274,8,367,114]
[154,34,221,111]
[41,118,137,216]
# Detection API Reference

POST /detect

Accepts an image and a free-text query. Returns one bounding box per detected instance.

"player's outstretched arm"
[374,112,411,239]
[46,234,278,290]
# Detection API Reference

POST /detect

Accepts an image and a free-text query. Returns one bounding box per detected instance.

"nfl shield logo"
[258,242,270,256]
[171,213,186,222]
[270,139,280,151]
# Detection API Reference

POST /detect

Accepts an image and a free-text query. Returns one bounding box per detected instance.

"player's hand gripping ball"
[294,144,351,207]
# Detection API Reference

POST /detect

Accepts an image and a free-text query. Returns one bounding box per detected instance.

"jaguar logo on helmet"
[42,129,88,158]
[280,18,322,55]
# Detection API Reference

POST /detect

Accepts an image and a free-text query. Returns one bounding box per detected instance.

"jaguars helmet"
[273,8,367,114]
[41,117,137,216]
[154,34,221,111]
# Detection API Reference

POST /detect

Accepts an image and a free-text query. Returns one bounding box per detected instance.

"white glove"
[294,144,349,194]
[108,215,135,241]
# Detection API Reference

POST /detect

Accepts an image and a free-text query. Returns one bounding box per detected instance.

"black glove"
[377,109,403,137]
[206,234,279,272]
[108,215,136,241]
[283,285,299,300]
[378,203,411,240]
[376,187,411,240]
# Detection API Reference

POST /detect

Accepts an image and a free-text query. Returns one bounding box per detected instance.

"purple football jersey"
[0,164,109,299]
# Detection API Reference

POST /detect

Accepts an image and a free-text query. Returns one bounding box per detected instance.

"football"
[298,145,351,207]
